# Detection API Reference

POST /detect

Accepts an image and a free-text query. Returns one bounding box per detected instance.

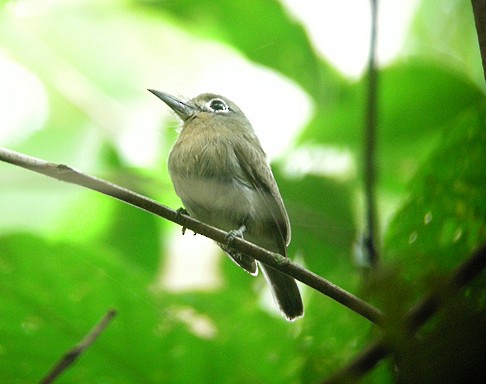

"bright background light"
[283,0,420,78]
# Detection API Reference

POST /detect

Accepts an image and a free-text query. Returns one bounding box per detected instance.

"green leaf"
[0,233,307,383]
[384,104,486,280]
[0,233,164,383]
[405,0,484,88]
[298,60,485,193]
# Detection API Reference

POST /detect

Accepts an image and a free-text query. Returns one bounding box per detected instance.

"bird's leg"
[225,224,247,246]
[175,207,189,235]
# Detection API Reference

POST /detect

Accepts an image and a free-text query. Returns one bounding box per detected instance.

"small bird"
[149,90,303,320]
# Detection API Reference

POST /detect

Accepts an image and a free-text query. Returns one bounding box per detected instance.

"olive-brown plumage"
[150,90,303,320]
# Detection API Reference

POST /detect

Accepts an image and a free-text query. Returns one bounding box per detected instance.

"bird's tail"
[260,264,303,320]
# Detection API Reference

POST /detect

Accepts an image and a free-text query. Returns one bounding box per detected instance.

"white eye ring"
[207,98,229,113]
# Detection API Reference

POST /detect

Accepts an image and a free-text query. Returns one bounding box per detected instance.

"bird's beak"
[148,89,196,121]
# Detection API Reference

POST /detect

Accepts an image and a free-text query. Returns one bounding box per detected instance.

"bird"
[149,89,303,320]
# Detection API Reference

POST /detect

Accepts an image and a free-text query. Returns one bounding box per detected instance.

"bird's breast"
[168,126,240,179]
[167,126,256,227]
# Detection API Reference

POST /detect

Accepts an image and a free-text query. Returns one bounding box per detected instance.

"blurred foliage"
[384,105,486,278]
[139,0,341,102]
[299,62,485,193]
[1,0,486,383]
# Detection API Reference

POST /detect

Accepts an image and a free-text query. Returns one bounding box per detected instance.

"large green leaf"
[384,103,486,280]
[405,0,483,88]
[298,60,485,192]
[0,234,163,383]
[0,233,308,383]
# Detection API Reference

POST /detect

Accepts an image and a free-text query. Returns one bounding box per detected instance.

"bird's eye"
[208,98,229,113]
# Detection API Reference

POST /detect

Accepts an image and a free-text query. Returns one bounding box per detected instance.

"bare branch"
[0,147,383,324]
[39,309,117,384]
[323,243,486,383]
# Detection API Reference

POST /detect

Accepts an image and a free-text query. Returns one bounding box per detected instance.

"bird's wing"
[233,143,291,252]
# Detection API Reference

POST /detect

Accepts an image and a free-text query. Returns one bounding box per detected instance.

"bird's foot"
[175,207,189,235]
[225,225,246,246]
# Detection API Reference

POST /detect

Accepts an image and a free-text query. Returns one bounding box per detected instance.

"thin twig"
[323,243,486,383]
[362,0,380,267]
[39,309,117,384]
[0,147,383,324]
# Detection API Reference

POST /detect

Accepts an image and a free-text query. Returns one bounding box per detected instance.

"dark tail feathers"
[261,264,303,320]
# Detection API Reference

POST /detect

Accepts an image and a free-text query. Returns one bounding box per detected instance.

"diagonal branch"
[323,242,486,383]
[39,309,117,384]
[0,147,384,324]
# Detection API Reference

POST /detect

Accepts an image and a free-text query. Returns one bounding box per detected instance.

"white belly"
[170,173,259,232]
